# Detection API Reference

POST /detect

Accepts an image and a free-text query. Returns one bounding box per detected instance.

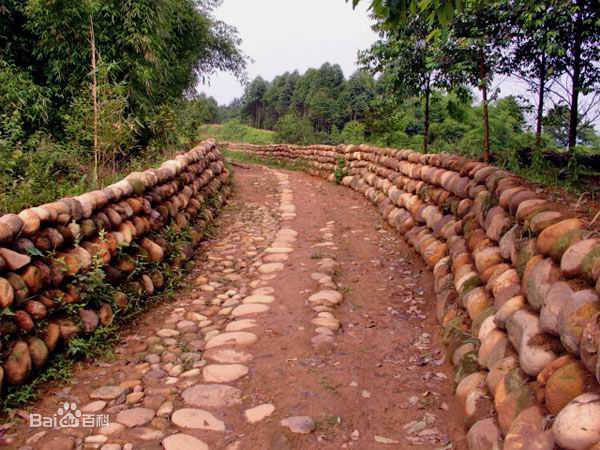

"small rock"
[85,435,108,445]
[98,422,125,436]
[38,437,75,450]
[100,445,122,450]
[126,392,144,404]
[245,403,275,423]
[115,407,155,428]
[128,427,165,441]
[157,400,174,417]
[171,408,225,431]
[90,386,128,401]
[157,329,180,338]
[81,400,107,413]
[203,364,248,382]
[182,384,242,407]
[162,433,209,450]
[280,416,316,434]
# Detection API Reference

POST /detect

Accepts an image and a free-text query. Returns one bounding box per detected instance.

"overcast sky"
[197,0,598,131]
[198,0,378,105]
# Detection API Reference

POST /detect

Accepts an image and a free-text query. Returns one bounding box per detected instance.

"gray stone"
[280,416,316,434]
[90,386,128,400]
[182,384,242,408]
[115,407,155,428]
[162,433,208,450]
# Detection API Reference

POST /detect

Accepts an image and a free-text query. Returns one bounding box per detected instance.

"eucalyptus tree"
[507,1,564,148]
[359,12,451,151]
[550,0,599,150]
[438,0,514,162]
[240,77,269,129]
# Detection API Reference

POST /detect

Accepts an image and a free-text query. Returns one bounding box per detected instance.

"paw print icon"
[57,402,82,428]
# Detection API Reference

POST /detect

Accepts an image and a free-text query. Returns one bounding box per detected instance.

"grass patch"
[223,149,310,172]
[198,120,276,145]
[315,415,341,434]
[318,377,341,394]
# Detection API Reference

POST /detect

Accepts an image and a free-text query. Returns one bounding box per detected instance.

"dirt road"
[7,164,466,450]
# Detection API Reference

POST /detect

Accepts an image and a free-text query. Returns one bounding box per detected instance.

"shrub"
[340,120,365,144]
[198,120,276,145]
[274,113,315,145]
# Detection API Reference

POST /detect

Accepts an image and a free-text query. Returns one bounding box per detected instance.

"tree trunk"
[479,48,490,163]
[423,75,431,153]
[568,0,584,151]
[535,53,546,149]
[90,15,99,185]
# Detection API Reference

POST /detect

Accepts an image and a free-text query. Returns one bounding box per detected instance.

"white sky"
[198,0,378,105]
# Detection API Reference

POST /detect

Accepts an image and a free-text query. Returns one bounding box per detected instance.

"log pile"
[0,140,231,394]
[225,141,600,450]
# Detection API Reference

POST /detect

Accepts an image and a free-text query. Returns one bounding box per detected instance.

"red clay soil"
[3,163,466,450]
[228,166,466,449]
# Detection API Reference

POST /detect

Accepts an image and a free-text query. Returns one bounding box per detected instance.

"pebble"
[84,435,108,445]
[81,400,107,412]
[242,294,275,304]
[280,416,316,434]
[204,348,254,363]
[231,303,270,317]
[116,407,155,428]
[98,422,125,436]
[308,290,343,305]
[258,263,285,274]
[225,319,257,331]
[129,427,165,441]
[101,445,122,450]
[205,331,258,349]
[157,400,174,417]
[157,329,180,338]
[244,403,275,423]
[90,386,128,400]
[162,433,209,450]
[203,364,249,382]
[171,408,226,431]
[182,384,242,407]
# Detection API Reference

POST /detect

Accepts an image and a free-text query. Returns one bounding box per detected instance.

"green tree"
[340,120,366,144]
[543,103,598,148]
[348,0,462,27]
[240,77,269,128]
[439,0,514,162]
[360,12,452,151]
[507,1,561,148]
[274,112,315,145]
[0,0,246,150]
[550,0,599,151]
[337,70,376,124]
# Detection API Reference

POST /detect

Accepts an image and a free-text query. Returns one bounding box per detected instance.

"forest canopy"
[0,0,245,211]
[212,0,599,191]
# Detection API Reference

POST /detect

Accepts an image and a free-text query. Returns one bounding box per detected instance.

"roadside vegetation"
[0,0,244,213]
[219,0,599,193]
[198,121,276,145]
